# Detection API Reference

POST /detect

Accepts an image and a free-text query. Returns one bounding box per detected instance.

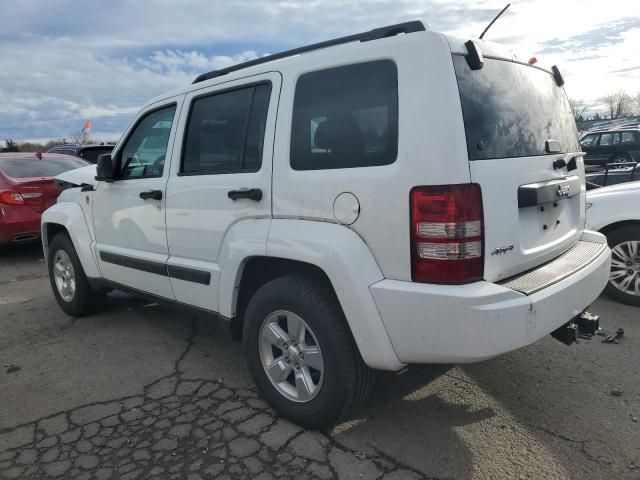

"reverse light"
[410,184,484,284]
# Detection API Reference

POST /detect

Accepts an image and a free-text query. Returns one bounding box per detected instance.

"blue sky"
[1,0,639,143]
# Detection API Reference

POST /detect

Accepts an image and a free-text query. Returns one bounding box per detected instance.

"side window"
[119,105,176,179]
[612,133,622,144]
[581,134,598,147]
[291,60,398,171]
[599,133,614,146]
[182,83,271,175]
[620,131,636,143]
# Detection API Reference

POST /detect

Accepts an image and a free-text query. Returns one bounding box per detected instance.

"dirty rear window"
[0,157,88,178]
[453,55,579,160]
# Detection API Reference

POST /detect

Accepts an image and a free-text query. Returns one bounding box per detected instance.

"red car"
[0,153,89,246]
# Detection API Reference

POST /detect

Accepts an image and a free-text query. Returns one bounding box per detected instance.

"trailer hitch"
[551,310,600,345]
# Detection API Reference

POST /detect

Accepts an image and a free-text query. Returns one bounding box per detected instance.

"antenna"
[479,3,510,40]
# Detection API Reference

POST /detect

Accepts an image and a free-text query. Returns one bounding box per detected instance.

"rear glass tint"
[453,55,579,160]
[291,60,398,170]
[0,157,88,178]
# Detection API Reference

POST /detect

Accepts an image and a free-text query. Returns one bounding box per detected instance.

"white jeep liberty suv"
[43,21,611,428]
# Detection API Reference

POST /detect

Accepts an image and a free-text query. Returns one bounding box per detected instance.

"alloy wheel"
[609,240,640,296]
[53,250,76,302]
[259,310,324,402]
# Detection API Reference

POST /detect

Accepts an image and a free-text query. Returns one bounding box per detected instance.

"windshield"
[0,157,89,178]
[453,55,579,160]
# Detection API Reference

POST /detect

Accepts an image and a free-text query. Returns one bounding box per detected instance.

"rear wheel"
[243,274,375,428]
[610,154,633,169]
[48,233,103,316]
[604,226,640,306]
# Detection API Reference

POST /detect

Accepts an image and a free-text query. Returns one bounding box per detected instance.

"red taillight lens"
[0,190,26,205]
[410,184,484,284]
[0,189,44,205]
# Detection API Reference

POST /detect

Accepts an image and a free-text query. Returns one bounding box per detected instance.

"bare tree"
[69,129,88,145]
[569,98,587,122]
[605,90,632,119]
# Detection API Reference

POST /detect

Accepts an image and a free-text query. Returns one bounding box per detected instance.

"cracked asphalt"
[1,243,639,479]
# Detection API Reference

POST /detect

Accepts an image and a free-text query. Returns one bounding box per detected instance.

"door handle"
[139,190,163,200]
[227,188,262,201]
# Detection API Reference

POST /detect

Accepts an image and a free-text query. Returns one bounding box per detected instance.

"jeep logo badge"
[491,244,514,256]
[556,184,571,198]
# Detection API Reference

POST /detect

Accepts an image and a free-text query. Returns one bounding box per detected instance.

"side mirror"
[95,154,115,182]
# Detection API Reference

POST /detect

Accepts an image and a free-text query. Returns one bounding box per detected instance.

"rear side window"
[453,55,579,160]
[620,131,637,143]
[0,157,88,178]
[599,133,615,146]
[182,83,271,175]
[291,60,398,171]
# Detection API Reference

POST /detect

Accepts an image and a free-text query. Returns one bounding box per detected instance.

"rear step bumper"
[369,230,611,364]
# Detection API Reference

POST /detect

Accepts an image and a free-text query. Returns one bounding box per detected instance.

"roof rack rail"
[192,20,426,84]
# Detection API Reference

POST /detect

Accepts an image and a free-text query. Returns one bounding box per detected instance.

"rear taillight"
[0,190,43,205]
[410,184,484,284]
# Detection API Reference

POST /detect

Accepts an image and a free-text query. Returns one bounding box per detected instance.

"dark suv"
[47,144,114,164]
[580,127,640,166]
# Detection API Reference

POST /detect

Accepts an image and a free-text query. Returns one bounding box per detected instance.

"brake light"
[410,184,484,284]
[0,190,43,205]
[0,190,26,205]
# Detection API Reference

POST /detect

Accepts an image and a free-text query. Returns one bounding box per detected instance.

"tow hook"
[551,310,600,345]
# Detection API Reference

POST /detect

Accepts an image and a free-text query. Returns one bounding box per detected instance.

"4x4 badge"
[491,244,514,255]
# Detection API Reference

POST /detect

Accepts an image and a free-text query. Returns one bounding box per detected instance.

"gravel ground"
[1,243,638,479]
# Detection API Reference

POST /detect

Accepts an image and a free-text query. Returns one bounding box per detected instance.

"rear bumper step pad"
[498,240,607,295]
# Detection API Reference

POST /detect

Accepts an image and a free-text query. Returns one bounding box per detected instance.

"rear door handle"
[139,190,163,200]
[227,188,262,201]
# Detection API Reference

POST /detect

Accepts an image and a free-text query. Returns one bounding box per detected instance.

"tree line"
[571,90,640,122]
[1,137,113,153]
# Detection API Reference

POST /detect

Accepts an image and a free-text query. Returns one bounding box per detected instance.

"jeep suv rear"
[43,21,611,428]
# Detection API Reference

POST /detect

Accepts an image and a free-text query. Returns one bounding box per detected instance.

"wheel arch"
[600,220,640,237]
[221,219,404,371]
[41,202,100,278]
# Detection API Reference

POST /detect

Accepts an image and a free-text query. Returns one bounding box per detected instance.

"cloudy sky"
[1,0,639,143]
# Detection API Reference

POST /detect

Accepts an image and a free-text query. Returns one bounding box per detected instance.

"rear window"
[79,147,113,163]
[453,55,579,160]
[0,157,88,178]
[290,60,398,170]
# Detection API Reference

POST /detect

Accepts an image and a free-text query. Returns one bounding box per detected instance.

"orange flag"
[84,120,91,131]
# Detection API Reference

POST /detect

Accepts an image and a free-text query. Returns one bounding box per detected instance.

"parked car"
[586,180,640,306]
[42,21,611,428]
[0,153,88,246]
[47,144,114,164]
[580,127,640,166]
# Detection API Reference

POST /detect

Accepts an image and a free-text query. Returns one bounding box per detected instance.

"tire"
[243,274,375,429]
[609,154,632,169]
[48,233,103,316]
[603,225,640,307]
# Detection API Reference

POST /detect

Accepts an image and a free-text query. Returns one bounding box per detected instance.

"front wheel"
[243,274,375,429]
[48,233,103,316]
[604,226,640,306]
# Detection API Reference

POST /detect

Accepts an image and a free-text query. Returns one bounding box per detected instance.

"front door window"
[119,105,176,179]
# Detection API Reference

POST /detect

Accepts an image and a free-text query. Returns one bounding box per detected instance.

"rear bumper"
[370,231,611,364]
[0,205,41,245]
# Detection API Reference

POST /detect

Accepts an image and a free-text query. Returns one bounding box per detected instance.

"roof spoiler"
[192,21,427,84]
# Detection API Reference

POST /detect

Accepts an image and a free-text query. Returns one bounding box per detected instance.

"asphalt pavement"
[1,243,638,479]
